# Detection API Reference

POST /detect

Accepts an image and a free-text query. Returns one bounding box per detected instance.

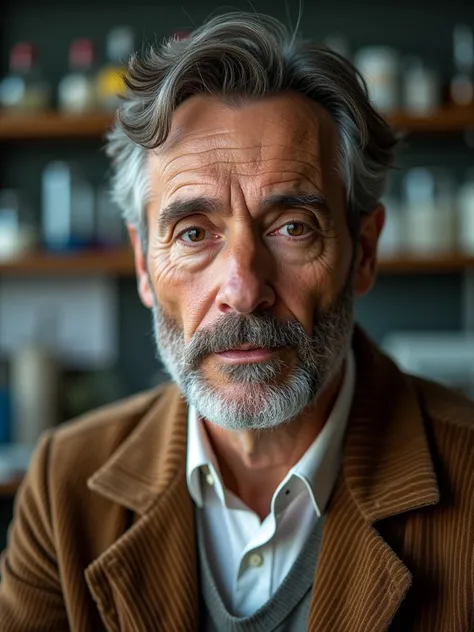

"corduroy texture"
[0,326,473,632]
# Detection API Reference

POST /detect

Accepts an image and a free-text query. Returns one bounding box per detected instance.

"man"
[0,12,473,632]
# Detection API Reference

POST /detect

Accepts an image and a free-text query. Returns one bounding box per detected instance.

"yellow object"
[96,66,128,109]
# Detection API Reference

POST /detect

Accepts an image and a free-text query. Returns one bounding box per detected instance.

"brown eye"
[283,222,306,237]
[181,227,206,242]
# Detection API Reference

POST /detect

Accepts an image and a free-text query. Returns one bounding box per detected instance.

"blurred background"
[0,0,473,544]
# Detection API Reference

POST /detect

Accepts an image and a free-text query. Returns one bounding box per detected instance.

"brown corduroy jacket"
[0,328,473,632]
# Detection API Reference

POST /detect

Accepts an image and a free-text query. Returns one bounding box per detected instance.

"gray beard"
[149,274,354,431]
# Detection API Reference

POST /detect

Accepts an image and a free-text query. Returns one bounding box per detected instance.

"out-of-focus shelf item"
[0,249,474,275]
[1,108,474,140]
[0,444,34,496]
[0,111,114,140]
[389,106,474,133]
[0,247,134,275]
[0,476,23,497]
[378,252,474,273]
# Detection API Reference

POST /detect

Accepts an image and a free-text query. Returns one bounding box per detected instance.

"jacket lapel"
[84,386,198,632]
[307,328,440,632]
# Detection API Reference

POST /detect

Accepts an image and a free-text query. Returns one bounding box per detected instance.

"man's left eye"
[278,222,311,237]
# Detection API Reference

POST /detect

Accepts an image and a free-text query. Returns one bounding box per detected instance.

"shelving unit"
[0,111,114,140]
[0,248,135,275]
[0,107,472,275]
[1,107,474,141]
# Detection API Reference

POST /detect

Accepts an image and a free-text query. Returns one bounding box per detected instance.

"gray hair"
[105,11,398,237]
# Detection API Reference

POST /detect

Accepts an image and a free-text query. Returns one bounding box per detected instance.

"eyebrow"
[158,192,331,233]
[158,197,221,233]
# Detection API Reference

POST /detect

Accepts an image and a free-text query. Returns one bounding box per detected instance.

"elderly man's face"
[130,93,382,429]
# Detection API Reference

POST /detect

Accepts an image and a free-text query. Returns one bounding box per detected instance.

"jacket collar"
[87,382,188,515]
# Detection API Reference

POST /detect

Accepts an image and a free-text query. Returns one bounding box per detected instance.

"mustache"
[182,312,313,370]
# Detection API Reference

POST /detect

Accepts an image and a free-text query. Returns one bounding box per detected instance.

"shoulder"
[412,375,474,484]
[413,375,474,432]
[45,382,179,482]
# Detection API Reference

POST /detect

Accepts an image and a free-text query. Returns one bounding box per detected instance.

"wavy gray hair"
[105,11,398,238]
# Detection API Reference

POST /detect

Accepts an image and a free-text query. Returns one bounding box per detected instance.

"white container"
[58,39,97,113]
[402,57,440,115]
[354,46,400,113]
[41,161,95,251]
[0,190,36,260]
[457,170,474,253]
[450,24,474,106]
[10,343,59,445]
[402,168,456,255]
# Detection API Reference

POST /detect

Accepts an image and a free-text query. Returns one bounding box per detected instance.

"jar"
[354,46,400,113]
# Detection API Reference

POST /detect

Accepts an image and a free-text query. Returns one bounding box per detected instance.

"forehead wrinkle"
[159,156,323,185]
[162,168,323,201]
[159,142,323,169]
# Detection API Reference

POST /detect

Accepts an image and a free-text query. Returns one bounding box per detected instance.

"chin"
[185,365,317,431]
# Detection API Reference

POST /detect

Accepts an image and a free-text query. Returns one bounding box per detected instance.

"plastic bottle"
[354,46,400,113]
[58,39,97,113]
[10,314,59,446]
[402,56,440,115]
[458,169,474,253]
[403,167,456,255]
[96,26,134,111]
[450,24,474,106]
[41,161,95,252]
[0,42,50,111]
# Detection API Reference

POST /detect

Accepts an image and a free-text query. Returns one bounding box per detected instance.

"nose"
[216,235,275,315]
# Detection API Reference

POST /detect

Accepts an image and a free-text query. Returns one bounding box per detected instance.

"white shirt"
[186,350,355,617]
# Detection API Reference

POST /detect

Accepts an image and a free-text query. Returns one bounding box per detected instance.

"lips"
[215,346,283,363]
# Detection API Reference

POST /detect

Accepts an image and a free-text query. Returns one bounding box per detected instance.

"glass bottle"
[58,39,97,113]
[0,42,50,111]
[402,56,440,115]
[458,169,474,254]
[41,161,95,252]
[96,26,134,111]
[450,24,474,106]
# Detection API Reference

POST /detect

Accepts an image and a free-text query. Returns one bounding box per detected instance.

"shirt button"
[205,472,214,487]
[248,553,263,567]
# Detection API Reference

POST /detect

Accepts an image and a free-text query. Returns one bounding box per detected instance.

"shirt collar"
[186,348,356,515]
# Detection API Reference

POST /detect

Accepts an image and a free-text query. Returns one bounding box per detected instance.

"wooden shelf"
[0,111,114,140]
[0,477,23,497]
[388,106,474,133]
[0,107,474,140]
[1,249,474,275]
[378,252,474,273]
[0,248,135,275]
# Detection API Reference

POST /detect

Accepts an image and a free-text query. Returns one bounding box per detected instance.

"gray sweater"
[195,507,325,632]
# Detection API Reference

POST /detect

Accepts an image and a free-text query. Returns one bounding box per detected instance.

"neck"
[203,365,345,521]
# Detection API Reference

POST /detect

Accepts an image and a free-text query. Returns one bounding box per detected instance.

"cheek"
[148,249,215,342]
[276,257,344,333]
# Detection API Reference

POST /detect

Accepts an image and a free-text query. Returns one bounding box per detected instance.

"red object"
[69,39,95,70]
[10,42,35,72]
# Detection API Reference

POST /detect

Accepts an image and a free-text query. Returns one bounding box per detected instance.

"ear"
[127,225,154,309]
[353,204,385,297]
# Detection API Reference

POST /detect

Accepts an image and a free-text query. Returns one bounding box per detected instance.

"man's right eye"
[178,227,207,243]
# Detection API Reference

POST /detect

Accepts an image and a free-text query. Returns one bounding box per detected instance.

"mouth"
[215,345,284,364]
